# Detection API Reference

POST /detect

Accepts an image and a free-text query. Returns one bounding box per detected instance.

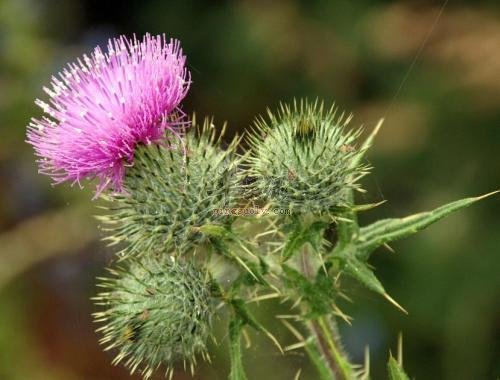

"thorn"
[294,369,302,380]
[247,292,281,303]
[372,117,384,136]
[280,319,304,341]
[264,329,284,354]
[360,345,370,380]
[276,314,302,320]
[383,243,395,253]
[291,296,303,309]
[384,293,408,315]
[234,255,259,281]
[235,237,258,259]
[335,216,354,223]
[269,283,282,295]
[356,117,384,164]
[474,190,500,201]
[338,292,354,303]
[242,327,252,349]
[352,200,387,212]
[285,341,308,351]
[332,304,353,325]
[255,229,278,239]
[397,332,404,366]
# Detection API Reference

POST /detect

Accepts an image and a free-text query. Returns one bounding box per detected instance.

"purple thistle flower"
[27,34,190,194]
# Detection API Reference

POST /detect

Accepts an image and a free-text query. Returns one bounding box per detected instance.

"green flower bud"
[93,255,214,379]
[99,117,243,256]
[247,99,368,216]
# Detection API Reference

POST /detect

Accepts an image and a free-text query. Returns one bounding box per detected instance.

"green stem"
[299,246,355,380]
[304,316,352,379]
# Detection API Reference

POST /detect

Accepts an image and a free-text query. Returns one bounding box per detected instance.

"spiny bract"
[93,255,214,379]
[99,118,243,256]
[247,99,369,216]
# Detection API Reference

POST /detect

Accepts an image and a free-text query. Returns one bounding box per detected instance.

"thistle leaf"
[342,256,407,314]
[282,265,338,317]
[231,258,270,290]
[387,355,410,380]
[230,299,283,353]
[357,191,499,260]
[210,238,259,282]
[282,221,328,262]
[197,223,232,239]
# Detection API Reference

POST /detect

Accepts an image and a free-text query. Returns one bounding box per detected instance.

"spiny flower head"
[27,34,190,194]
[99,117,243,257]
[93,255,215,379]
[247,99,369,216]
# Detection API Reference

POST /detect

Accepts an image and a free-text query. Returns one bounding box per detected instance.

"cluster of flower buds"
[27,34,228,378]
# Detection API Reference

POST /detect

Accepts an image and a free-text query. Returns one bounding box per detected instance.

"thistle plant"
[26,34,497,380]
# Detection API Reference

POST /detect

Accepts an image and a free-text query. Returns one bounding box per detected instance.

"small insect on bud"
[93,255,215,379]
[295,114,316,139]
[247,99,369,216]
[99,117,243,257]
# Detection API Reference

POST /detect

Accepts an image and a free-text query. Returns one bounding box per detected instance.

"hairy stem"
[300,246,355,380]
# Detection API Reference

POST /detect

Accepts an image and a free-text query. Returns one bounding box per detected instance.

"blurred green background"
[0,0,499,379]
